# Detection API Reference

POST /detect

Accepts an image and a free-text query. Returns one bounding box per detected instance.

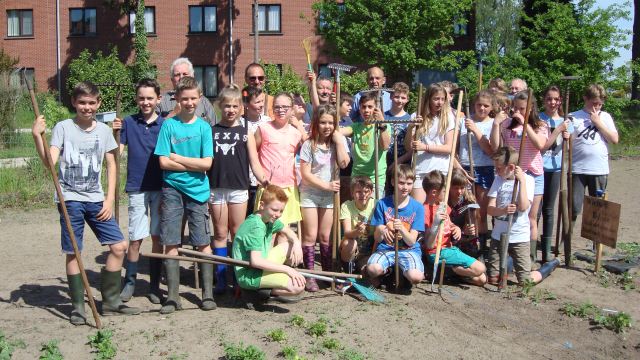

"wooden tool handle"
[509,88,534,205]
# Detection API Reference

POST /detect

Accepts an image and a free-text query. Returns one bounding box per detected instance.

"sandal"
[305,277,319,292]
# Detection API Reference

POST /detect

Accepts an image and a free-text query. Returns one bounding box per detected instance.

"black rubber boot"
[536,258,560,283]
[242,288,270,311]
[148,257,163,304]
[67,274,86,325]
[100,268,141,316]
[120,260,138,302]
[160,259,182,314]
[530,239,541,270]
[200,263,217,311]
[540,236,552,263]
[341,260,354,274]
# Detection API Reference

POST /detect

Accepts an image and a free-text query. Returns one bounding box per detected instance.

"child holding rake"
[447,168,482,259]
[299,104,350,292]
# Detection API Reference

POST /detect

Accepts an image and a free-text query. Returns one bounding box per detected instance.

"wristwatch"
[378,125,387,131]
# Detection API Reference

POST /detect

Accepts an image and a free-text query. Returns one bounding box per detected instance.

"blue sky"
[596,0,633,68]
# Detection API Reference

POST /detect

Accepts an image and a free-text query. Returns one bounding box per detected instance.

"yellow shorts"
[259,244,291,289]
[253,185,302,225]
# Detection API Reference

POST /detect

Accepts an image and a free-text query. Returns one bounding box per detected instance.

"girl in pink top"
[490,90,548,268]
[254,92,305,238]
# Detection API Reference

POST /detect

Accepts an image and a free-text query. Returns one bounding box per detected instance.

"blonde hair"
[419,83,451,136]
[309,104,337,153]
[584,84,607,101]
[450,168,476,204]
[495,93,512,113]
[491,146,518,166]
[216,84,242,109]
[392,82,410,95]
[488,78,508,93]
[473,89,497,117]
[393,164,416,181]
[175,76,200,97]
[350,175,373,191]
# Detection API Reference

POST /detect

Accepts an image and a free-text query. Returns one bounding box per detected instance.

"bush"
[262,62,309,103]
[0,72,22,135]
[338,71,368,98]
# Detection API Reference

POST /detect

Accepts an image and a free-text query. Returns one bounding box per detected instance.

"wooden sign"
[581,195,621,249]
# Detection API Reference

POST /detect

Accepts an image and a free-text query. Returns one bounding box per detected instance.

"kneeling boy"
[367,165,425,288]
[422,170,487,286]
[339,175,377,274]
[233,185,306,310]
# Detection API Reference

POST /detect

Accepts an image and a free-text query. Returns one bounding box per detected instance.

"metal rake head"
[327,63,356,72]
[456,203,480,215]
[360,87,394,93]
[348,278,386,302]
[560,76,584,80]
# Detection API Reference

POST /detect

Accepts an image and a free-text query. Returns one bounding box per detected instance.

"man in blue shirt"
[350,67,393,122]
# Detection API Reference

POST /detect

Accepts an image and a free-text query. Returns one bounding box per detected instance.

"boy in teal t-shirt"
[233,185,306,310]
[153,77,214,314]
[340,92,391,199]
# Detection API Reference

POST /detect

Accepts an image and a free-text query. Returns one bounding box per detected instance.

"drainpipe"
[56,0,61,101]
[229,0,233,84]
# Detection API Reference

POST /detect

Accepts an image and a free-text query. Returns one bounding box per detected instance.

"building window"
[254,4,280,33]
[318,4,344,30]
[69,8,96,36]
[129,7,155,34]
[318,64,332,79]
[194,66,218,98]
[454,13,468,36]
[189,6,217,33]
[7,10,33,37]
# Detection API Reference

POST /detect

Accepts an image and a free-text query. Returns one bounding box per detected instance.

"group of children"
[32,67,617,322]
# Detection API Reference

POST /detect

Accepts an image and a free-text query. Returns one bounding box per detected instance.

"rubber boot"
[480,232,490,261]
[341,260,354,274]
[148,257,163,304]
[530,238,541,270]
[160,259,182,314]
[200,263,217,310]
[119,260,137,302]
[536,258,560,283]
[302,245,319,292]
[540,236,552,264]
[67,274,86,325]
[319,243,332,272]
[232,272,238,293]
[213,247,228,294]
[100,268,141,316]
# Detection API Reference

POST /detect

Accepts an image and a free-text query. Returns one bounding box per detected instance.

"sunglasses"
[249,76,265,81]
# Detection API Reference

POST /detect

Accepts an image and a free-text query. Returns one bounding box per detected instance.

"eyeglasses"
[249,76,265,81]
[273,106,291,112]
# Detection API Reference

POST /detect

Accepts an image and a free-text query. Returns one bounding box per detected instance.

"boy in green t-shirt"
[233,185,306,310]
[340,92,391,199]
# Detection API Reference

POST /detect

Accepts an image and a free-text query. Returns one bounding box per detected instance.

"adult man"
[303,74,333,123]
[157,58,218,126]
[509,78,527,96]
[349,67,392,122]
[245,63,275,119]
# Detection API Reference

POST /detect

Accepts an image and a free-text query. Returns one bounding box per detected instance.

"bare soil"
[1,159,639,359]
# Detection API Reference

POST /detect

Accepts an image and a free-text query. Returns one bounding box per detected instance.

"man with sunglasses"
[245,63,275,119]
[349,67,392,123]
[157,58,218,126]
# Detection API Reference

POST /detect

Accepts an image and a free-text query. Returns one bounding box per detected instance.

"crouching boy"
[422,170,487,286]
[233,185,306,310]
[367,165,425,288]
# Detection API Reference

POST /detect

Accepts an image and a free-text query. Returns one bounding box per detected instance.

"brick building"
[1,0,475,102]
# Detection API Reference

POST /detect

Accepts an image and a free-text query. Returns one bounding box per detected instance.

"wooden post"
[331,83,342,291]
[411,84,423,173]
[113,89,122,225]
[594,192,608,272]
[393,124,400,293]
[438,259,446,295]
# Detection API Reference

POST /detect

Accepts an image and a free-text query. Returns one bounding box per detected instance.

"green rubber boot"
[541,236,552,263]
[160,259,182,314]
[530,239,541,270]
[67,274,86,325]
[100,268,141,316]
[200,263,217,311]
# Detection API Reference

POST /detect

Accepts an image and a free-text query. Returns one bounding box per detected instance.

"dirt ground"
[1,159,639,360]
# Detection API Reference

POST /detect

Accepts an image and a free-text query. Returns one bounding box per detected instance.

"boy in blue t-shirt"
[385,82,413,196]
[113,78,165,304]
[367,164,425,289]
[154,76,214,314]
[32,81,140,325]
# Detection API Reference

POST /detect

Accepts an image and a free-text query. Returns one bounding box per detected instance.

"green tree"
[129,0,158,81]
[262,63,309,102]
[0,46,19,73]
[311,0,475,81]
[102,0,136,13]
[475,0,522,56]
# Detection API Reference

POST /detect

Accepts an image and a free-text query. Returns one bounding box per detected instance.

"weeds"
[320,338,341,351]
[306,322,328,337]
[596,270,612,288]
[289,315,306,327]
[617,242,640,262]
[337,348,365,360]
[87,330,117,360]
[223,341,266,360]
[520,279,536,297]
[265,328,288,344]
[563,300,597,318]
[617,272,636,291]
[0,331,14,360]
[594,312,633,333]
[530,289,557,306]
[39,340,63,360]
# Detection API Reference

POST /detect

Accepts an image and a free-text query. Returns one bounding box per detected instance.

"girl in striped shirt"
[490,90,548,269]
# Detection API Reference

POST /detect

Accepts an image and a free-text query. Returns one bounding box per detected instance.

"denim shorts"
[299,191,334,208]
[526,170,545,195]
[368,248,424,274]
[58,201,124,254]
[161,184,210,247]
[128,191,162,241]
[463,166,495,190]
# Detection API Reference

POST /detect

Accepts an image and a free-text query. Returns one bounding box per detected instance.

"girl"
[254,92,306,243]
[208,84,267,294]
[299,104,350,291]
[242,86,272,218]
[447,168,482,259]
[488,78,508,94]
[539,85,572,263]
[458,89,497,248]
[405,83,455,204]
[490,90,548,269]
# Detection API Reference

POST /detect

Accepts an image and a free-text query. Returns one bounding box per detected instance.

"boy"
[233,185,306,310]
[487,146,542,283]
[385,82,413,196]
[422,170,487,286]
[570,84,619,233]
[112,78,165,304]
[154,76,214,313]
[367,164,425,288]
[32,81,140,325]
[339,176,377,274]
[340,92,391,199]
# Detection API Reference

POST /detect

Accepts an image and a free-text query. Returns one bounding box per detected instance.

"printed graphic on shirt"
[61,138,102,193]
[494,182,520,223]
[542,125,560,158]
[214,131,248,156]
[382,207,416,248]
[576,124,601,145]
[171,135,200,144]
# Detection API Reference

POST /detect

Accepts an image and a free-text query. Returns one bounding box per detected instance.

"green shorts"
[426,247,476,269]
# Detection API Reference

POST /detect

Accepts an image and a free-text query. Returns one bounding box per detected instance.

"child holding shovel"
[447,168,483,259]
[32,81,141,324]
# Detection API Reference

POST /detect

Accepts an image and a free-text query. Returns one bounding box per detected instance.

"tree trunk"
[632,0,640,103]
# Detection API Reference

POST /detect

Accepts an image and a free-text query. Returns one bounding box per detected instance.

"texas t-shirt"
[371,195,425,250]
[539,113,574,172]
[570,110,618,175]
[488,173,535,243]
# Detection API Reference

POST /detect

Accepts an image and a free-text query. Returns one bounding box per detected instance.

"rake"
[302,37,313,71]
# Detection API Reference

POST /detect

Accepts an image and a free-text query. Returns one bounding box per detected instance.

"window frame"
[188,5,218,34]
[252,4,281,34]
[128,6,156,35]
[69,8,97,37]
[6,9,34,37]
[454,12,469,37]
[193,65,219,98]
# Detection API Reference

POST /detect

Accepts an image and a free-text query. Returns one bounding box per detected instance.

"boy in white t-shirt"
[487,146,543,284]
[569,84,619,232]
